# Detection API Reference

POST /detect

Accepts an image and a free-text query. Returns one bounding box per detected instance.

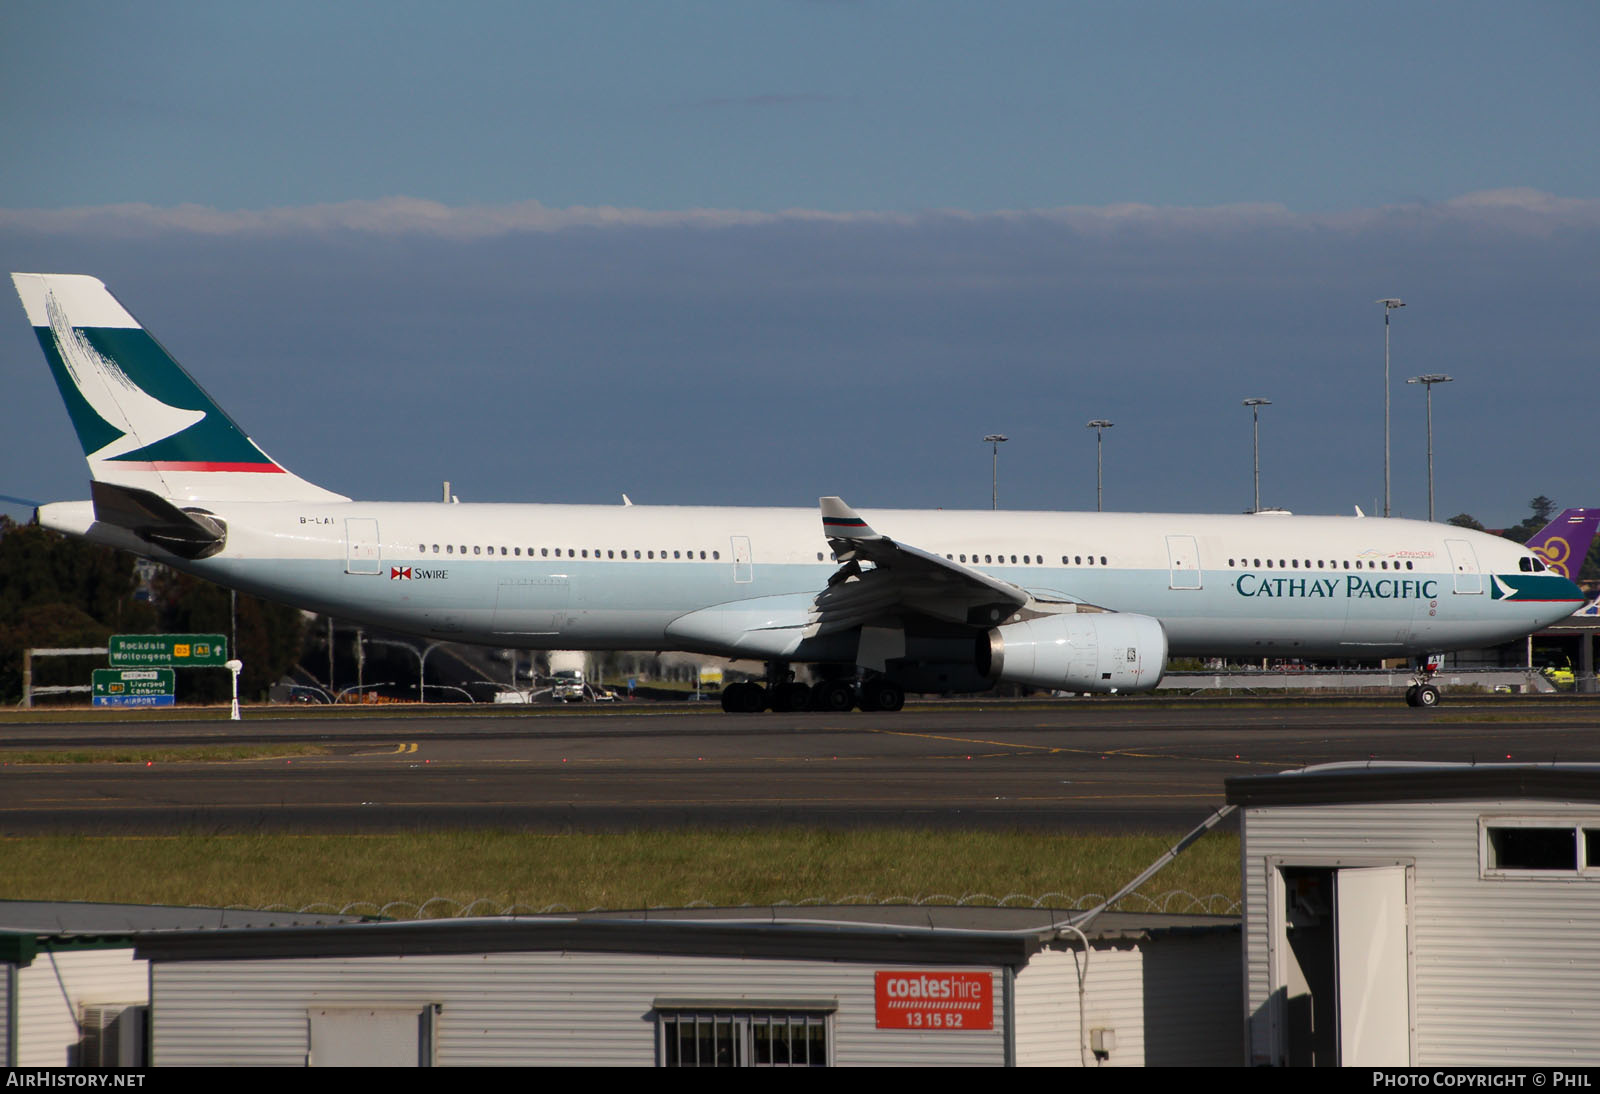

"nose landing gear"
[1404,654,1444,708]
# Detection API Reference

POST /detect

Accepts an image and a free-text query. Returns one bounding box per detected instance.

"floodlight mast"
[1407,372,1453,521]
[1242,398,1271,514]
[1086,420,1113,512]
[983,434,1008,509]
[1378,298,1406,517]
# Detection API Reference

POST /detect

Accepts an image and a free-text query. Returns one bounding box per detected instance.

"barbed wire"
[253,889,1240,920]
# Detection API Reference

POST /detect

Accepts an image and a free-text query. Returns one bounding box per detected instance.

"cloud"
[681,92,842,109]
[3,190,1598,241]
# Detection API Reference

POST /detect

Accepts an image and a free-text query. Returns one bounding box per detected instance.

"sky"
[2,2,1596,527]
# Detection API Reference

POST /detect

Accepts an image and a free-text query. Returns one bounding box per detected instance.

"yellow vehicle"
[1542,664,1575,689]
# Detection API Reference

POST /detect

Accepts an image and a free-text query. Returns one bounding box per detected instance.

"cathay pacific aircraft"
[12,273,1585,712]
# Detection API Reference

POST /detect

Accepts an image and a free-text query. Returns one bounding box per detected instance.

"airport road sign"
[92,668,176,708]
[109,634,228,668]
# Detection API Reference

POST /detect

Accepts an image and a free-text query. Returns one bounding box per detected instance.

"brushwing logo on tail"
[45,291,205,462]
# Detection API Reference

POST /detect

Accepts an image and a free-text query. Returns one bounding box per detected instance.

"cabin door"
[1444,538,1483,595]
[1165,534,1203,589]
[731,536,754,583]
[344,518,382,575]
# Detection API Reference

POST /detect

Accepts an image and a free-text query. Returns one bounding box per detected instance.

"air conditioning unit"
[79,1003,147,1067]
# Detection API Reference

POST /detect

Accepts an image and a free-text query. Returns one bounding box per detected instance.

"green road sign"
[93,668,176,707]
[109,634,228,668]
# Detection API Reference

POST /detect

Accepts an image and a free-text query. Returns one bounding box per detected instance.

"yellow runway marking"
[868,727,1284,768]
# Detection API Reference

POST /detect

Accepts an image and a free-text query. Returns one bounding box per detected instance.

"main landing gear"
[1404,654,1444,708]
[717,664,904,713]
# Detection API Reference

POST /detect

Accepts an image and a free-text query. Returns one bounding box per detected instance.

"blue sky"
[2,3,1597,526]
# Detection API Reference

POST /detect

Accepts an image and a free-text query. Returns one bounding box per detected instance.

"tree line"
[0,516,306,704]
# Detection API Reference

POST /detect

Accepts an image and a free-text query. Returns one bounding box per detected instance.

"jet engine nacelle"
[982,612,1167,694]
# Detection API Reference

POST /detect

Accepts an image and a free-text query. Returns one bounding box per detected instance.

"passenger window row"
[1226,557,1416,571]
[418,544,722,561]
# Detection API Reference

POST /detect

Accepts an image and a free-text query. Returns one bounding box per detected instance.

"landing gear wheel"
[860,678,905,712]
[1415,684,1440,708]
[772,682,811,712]
[814,679,856,712]
[1404,685,1420,707]
[720,682,767,713]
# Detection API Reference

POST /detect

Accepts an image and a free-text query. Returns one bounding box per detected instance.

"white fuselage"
[43,499,1576,662]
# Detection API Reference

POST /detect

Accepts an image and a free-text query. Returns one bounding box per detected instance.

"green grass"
[0,744,332,764]
[0,830,1240,917]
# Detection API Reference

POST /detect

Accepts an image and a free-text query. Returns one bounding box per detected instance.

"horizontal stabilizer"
[90,480,226,559]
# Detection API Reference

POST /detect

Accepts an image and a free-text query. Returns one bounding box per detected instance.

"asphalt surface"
[3,697,1598,834]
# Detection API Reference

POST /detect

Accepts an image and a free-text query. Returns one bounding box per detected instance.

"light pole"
[983,434,1008,509]
[1378,298,1405,517]
[1086,420,1113,512]
[1243,398,1271,513]
[1407,373,1453,522]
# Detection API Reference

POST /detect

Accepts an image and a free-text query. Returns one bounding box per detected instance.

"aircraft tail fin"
[11,273,347,504]
[1525,508,1600,580]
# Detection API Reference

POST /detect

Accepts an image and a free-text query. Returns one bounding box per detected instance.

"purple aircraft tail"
[1525,508,1600,580]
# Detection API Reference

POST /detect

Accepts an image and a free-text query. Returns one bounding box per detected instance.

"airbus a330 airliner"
[12,273,1586,711]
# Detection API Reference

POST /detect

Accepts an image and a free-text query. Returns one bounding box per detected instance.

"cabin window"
[446,545,454,554]
[713,551,721,560]
[473,546,481,555]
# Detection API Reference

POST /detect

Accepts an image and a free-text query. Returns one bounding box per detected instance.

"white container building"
[1227,762,1600,1067]
[133,905,1240,1067]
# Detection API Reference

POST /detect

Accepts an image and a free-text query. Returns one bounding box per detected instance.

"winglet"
[820,496,882,542]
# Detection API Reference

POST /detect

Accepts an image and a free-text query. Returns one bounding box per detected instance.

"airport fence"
[254,889,1241,921]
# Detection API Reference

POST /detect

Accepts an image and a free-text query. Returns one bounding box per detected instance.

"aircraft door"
[1165,534,1203,589]
[731,536,753,583]
[345,518,382,575]
[1444,538,1483,594]
[492,578,569,635]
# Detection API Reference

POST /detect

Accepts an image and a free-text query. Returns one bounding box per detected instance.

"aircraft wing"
[814,496,1029,633]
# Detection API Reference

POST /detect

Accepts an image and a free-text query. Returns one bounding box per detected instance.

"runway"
[3,698,1598,835]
